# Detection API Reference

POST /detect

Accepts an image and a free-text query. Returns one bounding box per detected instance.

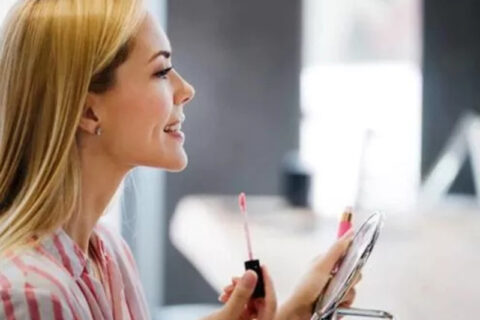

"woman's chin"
[140,150,188,171]
[163,154,188,172]
[166,161,188,172]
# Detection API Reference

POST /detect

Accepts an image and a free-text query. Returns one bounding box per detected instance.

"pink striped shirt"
[0,224,150,319]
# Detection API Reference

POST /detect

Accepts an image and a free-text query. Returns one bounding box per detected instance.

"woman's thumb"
[220,270,257,317]
[320,230,354,272]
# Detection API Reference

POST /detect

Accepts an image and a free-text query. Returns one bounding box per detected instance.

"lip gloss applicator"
[238,192,265,298]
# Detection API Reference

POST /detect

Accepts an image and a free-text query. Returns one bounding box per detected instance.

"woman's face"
[91,12,195,172]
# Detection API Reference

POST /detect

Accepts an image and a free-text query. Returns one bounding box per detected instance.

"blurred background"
[2,0,479,319]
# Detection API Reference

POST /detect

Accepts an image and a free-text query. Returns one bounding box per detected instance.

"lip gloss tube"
[332,207,354,274]
[239,192,265,298]
[244,259,264,298]
[337,206,353,238]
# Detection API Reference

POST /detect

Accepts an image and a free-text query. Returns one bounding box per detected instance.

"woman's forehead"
[133,13,171,61]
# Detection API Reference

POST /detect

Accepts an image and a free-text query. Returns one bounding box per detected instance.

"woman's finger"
[254,265,277,320]
[232,277,240,284]
[247,300,258,318]
[219,266,277,319]
[353,273,362,285]
[223,283,235,292]
[218,293,229,303]
[219,275,246,302]
[340,288,356,307]
[342,272,362,296]
[218,281,238,303]
[316,230,355,274]
[220,270,258,317]
[218,288,236,303]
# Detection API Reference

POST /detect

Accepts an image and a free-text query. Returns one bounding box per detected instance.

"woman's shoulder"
[1,241,73,286]
[0,243,77,318]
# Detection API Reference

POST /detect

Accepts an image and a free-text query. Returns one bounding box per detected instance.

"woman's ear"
[78,93,101,135]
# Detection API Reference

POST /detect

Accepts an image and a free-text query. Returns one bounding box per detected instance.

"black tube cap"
[244,259,265,298]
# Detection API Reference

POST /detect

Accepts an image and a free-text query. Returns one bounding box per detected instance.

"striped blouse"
[0,224,150,319]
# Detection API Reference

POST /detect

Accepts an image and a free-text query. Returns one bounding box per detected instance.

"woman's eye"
[154,67,173,79]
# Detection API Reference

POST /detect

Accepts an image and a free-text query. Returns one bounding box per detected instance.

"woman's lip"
[166,130,185,142]
[164,119,184,128]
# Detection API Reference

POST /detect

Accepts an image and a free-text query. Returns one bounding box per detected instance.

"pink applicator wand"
[238,192,265,298]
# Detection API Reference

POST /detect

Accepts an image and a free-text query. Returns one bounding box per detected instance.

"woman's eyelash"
[154,66,173,79]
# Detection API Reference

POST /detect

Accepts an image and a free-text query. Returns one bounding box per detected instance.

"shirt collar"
[38,227,106,279]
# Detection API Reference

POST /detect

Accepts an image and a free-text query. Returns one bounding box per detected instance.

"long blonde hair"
[0,0,146,253]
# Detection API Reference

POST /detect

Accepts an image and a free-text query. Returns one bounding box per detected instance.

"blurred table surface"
[170,195,480,320]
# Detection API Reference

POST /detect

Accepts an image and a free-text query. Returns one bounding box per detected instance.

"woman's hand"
[277,230,359,320]
[204,266,277,320]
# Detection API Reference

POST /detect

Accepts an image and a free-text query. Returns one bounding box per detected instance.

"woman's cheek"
[154,100,173,125]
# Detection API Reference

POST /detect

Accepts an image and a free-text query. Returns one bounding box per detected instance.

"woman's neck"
[63,143,131,254]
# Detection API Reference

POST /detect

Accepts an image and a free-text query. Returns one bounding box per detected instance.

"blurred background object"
[421,111,480,204]
[282,150,312,208]
[301,0,422,216]
[1,0,480,319]
[422,0,480,197]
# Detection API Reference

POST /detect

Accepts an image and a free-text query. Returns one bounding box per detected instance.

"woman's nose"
[174,71,195,106]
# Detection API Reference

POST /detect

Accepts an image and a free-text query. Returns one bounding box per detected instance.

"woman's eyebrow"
[148,50,171,63]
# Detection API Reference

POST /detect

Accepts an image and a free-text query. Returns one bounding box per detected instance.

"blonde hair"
[0,0,146,253]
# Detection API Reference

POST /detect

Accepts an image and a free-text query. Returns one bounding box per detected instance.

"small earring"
[95,127,102,136]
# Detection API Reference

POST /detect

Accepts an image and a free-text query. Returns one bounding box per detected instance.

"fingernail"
[241,270,257,289]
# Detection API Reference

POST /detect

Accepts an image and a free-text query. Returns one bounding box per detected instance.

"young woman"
[0,1,357,319]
